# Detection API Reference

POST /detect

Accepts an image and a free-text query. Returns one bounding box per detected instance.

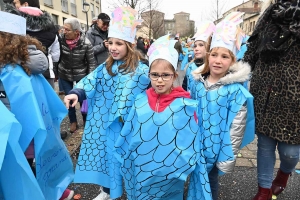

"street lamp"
[82,2,90,31]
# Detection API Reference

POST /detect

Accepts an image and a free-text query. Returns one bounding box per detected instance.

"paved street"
[57,67,300,200]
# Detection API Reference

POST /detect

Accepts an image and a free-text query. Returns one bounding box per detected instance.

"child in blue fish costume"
[188,13,255,200]
[182,21,215,92]
[0,11,73,200]
[114,35,212,200]
[64,7,150,199]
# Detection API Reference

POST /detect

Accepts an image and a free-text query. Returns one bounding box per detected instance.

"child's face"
[149,60,176,95]
[108,38,128,60]
[193,40,206,59]
[208,47,233,79]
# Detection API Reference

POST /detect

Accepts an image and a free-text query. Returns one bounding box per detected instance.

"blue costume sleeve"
[74,61,150,198]
[69,88,86,102]
[0,65,74,200]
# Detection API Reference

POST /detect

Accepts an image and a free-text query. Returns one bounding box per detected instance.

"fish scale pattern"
[191,81,246,173]
[74,62,149,198]
[115,94,211,200]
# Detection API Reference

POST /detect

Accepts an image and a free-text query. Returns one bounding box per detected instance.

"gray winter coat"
[86,25,109,65]
[0,45,48,110]
[58,34,96,82]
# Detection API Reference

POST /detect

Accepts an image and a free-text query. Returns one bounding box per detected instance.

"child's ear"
[173,71,179,80]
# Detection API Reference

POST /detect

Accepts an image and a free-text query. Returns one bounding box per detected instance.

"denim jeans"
[58,78,64,91]
[208,165,219,200]
[257,133,300,188]
[59,78,86,123]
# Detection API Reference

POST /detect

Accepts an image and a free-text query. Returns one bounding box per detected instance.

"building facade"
[172,12,195,38]
[0,0,102,31]
[138,10,165,39]
[216,0,263,35]
[137,10,195,39]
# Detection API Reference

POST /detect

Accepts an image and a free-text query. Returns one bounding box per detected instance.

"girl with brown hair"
[63,6,150,200]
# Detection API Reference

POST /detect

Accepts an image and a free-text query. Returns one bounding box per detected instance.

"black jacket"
[5,4,58,79]
[58,34,96,82]
[137,39,147,55]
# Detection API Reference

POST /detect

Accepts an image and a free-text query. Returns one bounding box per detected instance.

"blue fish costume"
[114,91,211,200]
[0,65,73,199]
[189,62,255,176]
[73,61,149,198]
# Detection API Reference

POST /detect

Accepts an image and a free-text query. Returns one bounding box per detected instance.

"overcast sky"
[101,0,248,23]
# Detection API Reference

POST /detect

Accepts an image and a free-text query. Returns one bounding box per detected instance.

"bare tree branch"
[139,0,164,39]
[203,0,229,22]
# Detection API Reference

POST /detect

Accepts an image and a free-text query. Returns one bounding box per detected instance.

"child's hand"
[64,94,78,109]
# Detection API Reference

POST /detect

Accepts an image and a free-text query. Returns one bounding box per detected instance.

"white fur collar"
[191,61,251,85]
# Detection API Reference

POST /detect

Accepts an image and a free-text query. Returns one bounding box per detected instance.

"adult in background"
[174,34,183,56]
[6,0,60,88]
[136,36,147,56]
[59,18,96,133]
[243,0,300,199]
[86,13,110,66]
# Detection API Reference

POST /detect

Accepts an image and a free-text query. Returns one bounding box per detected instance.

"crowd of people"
[0,0,299,200]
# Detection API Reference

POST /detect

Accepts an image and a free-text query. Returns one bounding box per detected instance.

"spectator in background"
[6,0,60,89]
[174,34,183,55]
[58,18,96,133]
[136,36,147,56]
[86,13,110,66]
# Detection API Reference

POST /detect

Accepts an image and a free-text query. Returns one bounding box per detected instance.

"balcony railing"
[61,0,68,13]
[71,3,77,16]
[44,0,53,6]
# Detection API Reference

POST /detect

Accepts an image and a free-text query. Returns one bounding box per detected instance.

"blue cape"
[0,101,44,199]
[0,65,73,199]
[190,81,255,174]
[114,92,211,200]
[74,61,150,198]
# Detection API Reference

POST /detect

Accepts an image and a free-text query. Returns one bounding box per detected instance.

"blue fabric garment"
[0,65,73,199]
[236,44,248,61]
[185,62,198,92]
[190,81,255,174]
[181,51,194,70]
[74,61,150,198]
[179,53,184,61]
[114,92,211,200]
[0,101,45,200]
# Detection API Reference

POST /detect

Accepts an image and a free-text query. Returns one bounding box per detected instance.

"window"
[81,0,84,10]
[186,16,189,21]
[95,6,99,17]
[91,3,95,18]
[44,0,53,6]
[61,0,68,13]
[52,14,58,25]
[250,22,252,31]
[252,21,256,31]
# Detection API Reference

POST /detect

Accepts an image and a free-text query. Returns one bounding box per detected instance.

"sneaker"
[59,189,74,200]
[93,188,111,200]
